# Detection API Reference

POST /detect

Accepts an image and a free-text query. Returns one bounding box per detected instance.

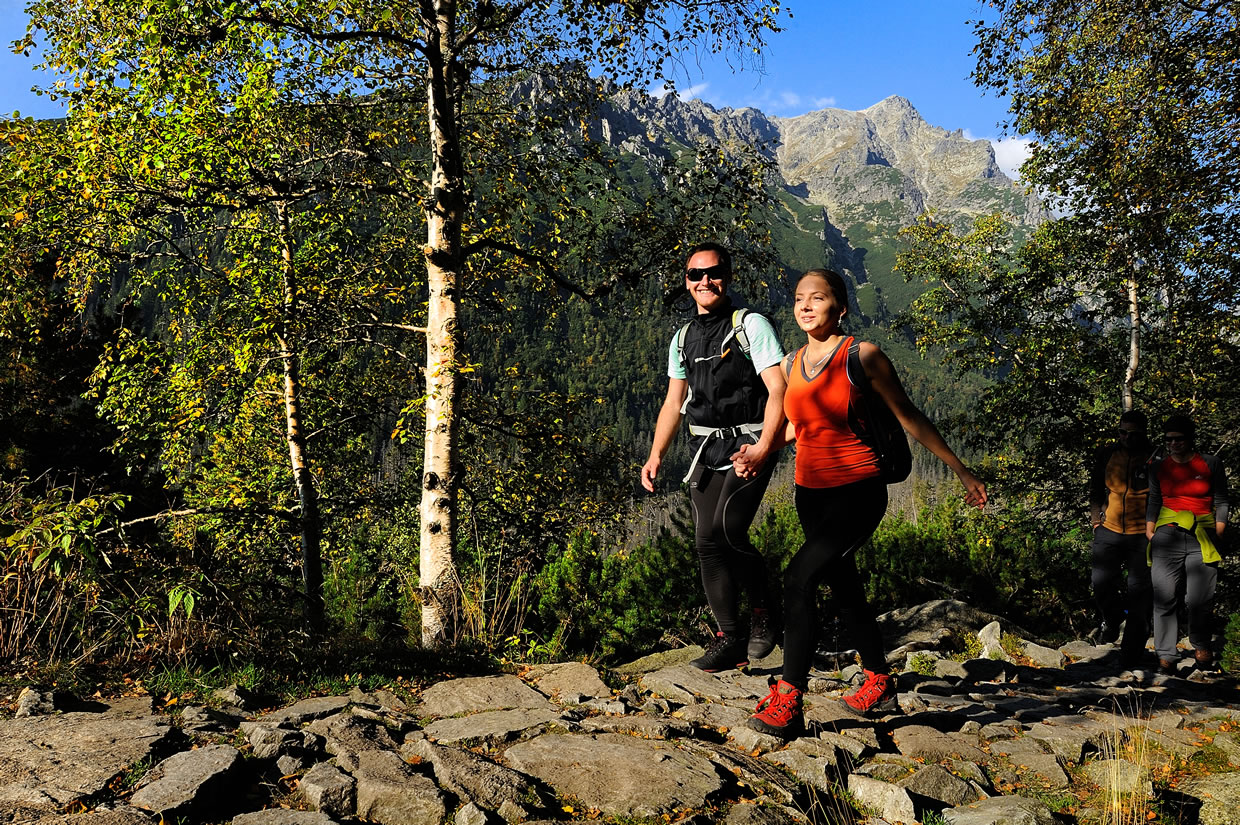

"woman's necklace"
[805,335,844,376]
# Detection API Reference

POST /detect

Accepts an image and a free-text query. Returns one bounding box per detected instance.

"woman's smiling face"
[794,273,846,335]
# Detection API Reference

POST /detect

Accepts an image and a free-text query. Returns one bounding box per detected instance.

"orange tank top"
[784,337,881,489]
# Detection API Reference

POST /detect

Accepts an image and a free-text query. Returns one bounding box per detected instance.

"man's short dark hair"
[685,242,732,277]
[1119,410,1147,430]
[1163,413,1196,439]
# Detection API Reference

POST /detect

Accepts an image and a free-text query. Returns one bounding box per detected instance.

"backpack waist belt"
[683,422,764,482]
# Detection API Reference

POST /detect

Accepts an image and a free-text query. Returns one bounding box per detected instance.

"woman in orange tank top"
[736,269,987,738]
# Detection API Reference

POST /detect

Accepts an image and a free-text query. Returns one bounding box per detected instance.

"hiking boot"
[748,679,804,737]
[747,610,777,661]
[1157,658,1178,676]
[690,632,749,672]
[1194,649,1215,670]
[841,669,899,716]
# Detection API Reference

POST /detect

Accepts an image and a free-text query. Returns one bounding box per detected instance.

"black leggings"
[689,462,774,636]
[782,478,888,691]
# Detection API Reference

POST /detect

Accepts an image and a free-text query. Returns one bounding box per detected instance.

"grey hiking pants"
[1149,524,1218,660]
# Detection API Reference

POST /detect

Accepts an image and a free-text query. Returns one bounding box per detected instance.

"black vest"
[681,305,769,470]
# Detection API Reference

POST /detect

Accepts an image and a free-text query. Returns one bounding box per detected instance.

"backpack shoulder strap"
[783,346,802,378]
[845,338,866,389]
[675,321,691,369]
[730,308,752,358]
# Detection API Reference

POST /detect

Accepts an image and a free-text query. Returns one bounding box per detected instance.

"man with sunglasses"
[641,242,787,671]
[1087,409,1153,666]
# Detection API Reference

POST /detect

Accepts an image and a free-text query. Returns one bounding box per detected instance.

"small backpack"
[785,339,913,484]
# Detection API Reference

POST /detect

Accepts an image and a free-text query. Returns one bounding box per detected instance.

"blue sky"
[0,0,1031,178]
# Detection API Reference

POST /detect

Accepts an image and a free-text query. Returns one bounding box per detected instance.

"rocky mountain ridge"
[592,89,1043,315]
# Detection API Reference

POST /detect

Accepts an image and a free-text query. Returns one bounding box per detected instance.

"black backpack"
[785,339,912,484]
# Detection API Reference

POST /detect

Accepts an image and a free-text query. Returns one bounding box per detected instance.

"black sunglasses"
[685,264,728,282]
[1164,434,1188,443]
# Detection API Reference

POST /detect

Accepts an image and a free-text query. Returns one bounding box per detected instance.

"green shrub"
[528,514,708,662]
[1223,612,1240,673]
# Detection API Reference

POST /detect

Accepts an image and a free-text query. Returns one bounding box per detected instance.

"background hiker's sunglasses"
[685,264,728,282]
[1164,435,1189,443]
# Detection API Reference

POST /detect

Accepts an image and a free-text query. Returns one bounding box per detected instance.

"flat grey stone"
[424,708,560,744]
[1080,758,1147,795]
[1212,731,1240,766]
[418,676,553,718]
[728,724,789,753]
[131,744,243,817]
[299,762,355,818]
[260,696,350,727]
[243,723,305,759]
[0,710,174,806]
[1140,728,1202,760]
[815,730,872,760]
[305,713,400,770]
[526,662,611,700]
[724,801,802,825]
[404,739,542,813]
[988,740,1069,789]
[455,802,489,825]
[613,647,702,676]
[935,659,969,679]
[639,666,766,705]
[1022,641,1066,669]
[215,684,263,711]
[179,704,245,732]
[579,715,690,738]
[353,750,447,825]
[673,702,752,731]
[1181,773,1240,825]
[14,689,55,718]
[20,807,155,825]
[890,725,987,763]
[232,812,337,825]
[898,764,982,807]
[847,775,916,824]
[1060,640,1112,662]
[943,795,1058,825]
[504,733,723,817]
[1024,716,1111,762]
[762,749,838,793]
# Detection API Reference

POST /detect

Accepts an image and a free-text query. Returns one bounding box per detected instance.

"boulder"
[503,733,723,818]
[525,662,611,700]
[1180,773,1240,825]
[943,795,1059,825]
[130,744,244,818]
[846,774,916,824]
[259,696,350,727]
[0,707,174,807]
[232,812,338,825]
[353,750,447,825]
[299,762,355,818]
[423,708,561,744]
[404,738,543,813]
[418,676,553,718]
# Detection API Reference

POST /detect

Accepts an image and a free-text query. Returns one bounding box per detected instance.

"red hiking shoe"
[841,669,899,716]
[748,679,804,737]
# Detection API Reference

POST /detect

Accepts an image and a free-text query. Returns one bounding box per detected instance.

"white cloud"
[651,81,710,101]
[991,137,1033,182]
[779,91,802,109]
[678,82,710,101]
[812,96,837,108]
[963,130,1033,182]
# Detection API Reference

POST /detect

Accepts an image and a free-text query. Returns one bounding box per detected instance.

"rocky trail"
[2,601,1238,825]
